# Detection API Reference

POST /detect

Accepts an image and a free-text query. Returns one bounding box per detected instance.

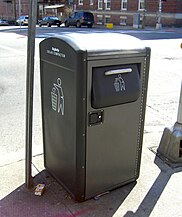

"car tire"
[47,23,51,27]
[65,21,69,27]
[39,24,42,27]
[57,24,60,27]
[76,21,81,28]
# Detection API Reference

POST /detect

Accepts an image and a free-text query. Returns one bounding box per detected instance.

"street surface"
[0,25,182,182]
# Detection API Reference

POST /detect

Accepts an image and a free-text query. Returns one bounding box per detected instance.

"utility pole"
[14,0,17,21]
[104,0,106,26]
[156,0,162,29]
[18,0,22,28]
[18,0,21,17]
[141,0,146,29]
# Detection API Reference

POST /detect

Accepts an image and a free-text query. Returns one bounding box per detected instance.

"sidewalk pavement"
[0,128,182,217]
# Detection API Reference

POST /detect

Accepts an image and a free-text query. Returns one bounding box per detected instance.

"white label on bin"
[47,47,66,58]
[114,74,126,92]
[51,78,64,115]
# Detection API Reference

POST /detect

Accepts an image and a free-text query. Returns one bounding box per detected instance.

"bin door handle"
[105,68,132,76]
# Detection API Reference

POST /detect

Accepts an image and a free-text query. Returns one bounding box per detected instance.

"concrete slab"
[1,132,182,217]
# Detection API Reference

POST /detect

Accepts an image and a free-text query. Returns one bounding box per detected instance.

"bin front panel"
[92,64,141,108]
[86,101,141,198]
[85,56,149,199]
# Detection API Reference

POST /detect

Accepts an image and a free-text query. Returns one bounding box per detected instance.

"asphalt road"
[0,26,182,167]
[1,25,182,40]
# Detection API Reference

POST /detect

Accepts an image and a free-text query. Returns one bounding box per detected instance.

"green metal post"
[25,0,37,189]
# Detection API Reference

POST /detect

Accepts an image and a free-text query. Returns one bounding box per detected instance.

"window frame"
[105,0,111,10]
[121,0,127,11]
[120,16,127,25]
[78,0,83,5]
[97,14,103,24]
[98,0,103,10]
[105,15,111,23]
[138,0,145,11]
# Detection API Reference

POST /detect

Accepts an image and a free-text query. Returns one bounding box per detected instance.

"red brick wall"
[0,1,14,20]
[147,0,182,13]
[76,0,97,11]
[0,0,30,21]
[82,0,90,9]
[19,0,29,15]
[163,0,176,13]
[52,0,182,19]
[128,1,138,11]
[146,0,158,12]
[1,0,182,26]
[145,15,157,26]
[112,1,120,10]
[175,0,182,13]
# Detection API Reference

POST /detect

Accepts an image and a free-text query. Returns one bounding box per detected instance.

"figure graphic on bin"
[114,74,126,92]
[51,78,64,115]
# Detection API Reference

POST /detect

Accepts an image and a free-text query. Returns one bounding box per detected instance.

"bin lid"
[54,32,146,56]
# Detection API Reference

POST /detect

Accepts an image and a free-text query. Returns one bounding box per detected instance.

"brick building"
[0,0,182,26]
[74,0,182,27]
[0,0,71,22]
[0,0,29,22]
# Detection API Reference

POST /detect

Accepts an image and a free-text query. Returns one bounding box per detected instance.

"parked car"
[64,11,94,28]
[16,15,29,26]
[38,16,62,27]
[0,19,9,26]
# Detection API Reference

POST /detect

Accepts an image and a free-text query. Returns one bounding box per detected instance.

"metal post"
[19,0,21,28]
[25,0,37,189]
[156,0,162,29]
[158,0,162,24]
[141,0,146,29]
[177,82,182,124]
[14,0,17,21]
[104,0,106,26]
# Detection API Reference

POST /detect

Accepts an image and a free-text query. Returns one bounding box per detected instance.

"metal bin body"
[40,33,150,202]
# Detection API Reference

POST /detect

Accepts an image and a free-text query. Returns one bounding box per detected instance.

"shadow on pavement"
[123,155,182,217]
[0,169,136,217]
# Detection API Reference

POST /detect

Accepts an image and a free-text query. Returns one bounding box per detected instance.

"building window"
[105,15,111,23]
[97,15,103,24]
[121,0,127,11]
[120,16,127,25]
[105,0,111,10]
[39,5,44,17]
[138,0,145,10]
[79,0,83,5]
[90,0,93,5]
[98,0,103,9]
